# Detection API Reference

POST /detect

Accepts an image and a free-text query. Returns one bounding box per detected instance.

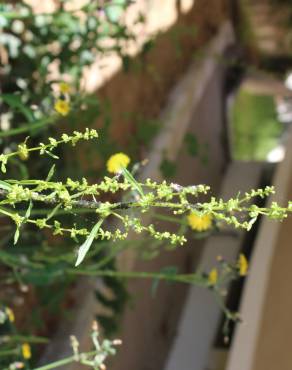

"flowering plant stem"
[32,350,98,370]
[67,268,208,286]
[0,116,56,138]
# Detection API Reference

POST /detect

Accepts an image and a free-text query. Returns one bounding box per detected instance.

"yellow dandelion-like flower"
[187,212,212,232]
[5,307,15,323]
[59,82,70,94]
[21,343,31,359]
[54,99,70,116]
[208,268,218,286]
[238,254,248,276]
[106,153,130,174]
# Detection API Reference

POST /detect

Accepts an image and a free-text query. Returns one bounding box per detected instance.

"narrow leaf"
[46,164,55,181]
[24,200,33,220]
[14,227,20,245]
[45,150,59,159]
[14,201,32,245]
[184,133,199,157]
[75,218,104,266]
[46,204,61,221]
[122,167,144,197]
[247,217,257,231]
[2,94,34,122]
[0,180,12,191]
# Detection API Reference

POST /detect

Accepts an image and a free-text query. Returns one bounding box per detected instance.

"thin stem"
[66,268,208,286]
[5,132,70,160]
[0,187,197,212]
[0,349,19,357]
[0,116,56,138]
[151,213,186,225]
[33,350,97,370]
[4,335,49,344]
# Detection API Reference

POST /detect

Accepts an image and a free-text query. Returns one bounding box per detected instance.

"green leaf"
[14,227,20,245]
[184,133,199,157]
[44,150,59,160]
[0,180,12,191]
[247,217,257,231]
[1,94,34,122]
[1,162,6,173]
[136,119,160,146]
[75,218,104,266]
[141,39,154,56]
[160,158,177,179]
[46,164,55,181]
[46,204,61,221]
[122,167,144,197]
[24,200,33,220]
[13,201,32,245]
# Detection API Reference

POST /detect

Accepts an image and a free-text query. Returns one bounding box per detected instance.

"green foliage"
[184,132,209,164]
[135,118,161,148]
[184,133,199,156]
[2,321,122,370]
[0,134,290,264]
[0,2,291,370]
[231,89,282,160]
[160,158,177,179]
[0,2,140,368]
[75,218,105,266]
[95,264,130,337]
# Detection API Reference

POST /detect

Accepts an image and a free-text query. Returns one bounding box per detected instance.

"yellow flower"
[238,254,248,276]
[5,307,15,323]
[59,82,70,94]
[54,99,70,116]
[187,212,212,232]
[106,153,130,174]
[21,343,31,359]
[208,268,218,286]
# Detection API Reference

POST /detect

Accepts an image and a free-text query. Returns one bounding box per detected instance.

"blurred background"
[1,1,292,370]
